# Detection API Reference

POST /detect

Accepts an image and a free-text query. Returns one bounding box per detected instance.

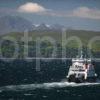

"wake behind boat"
[67,51,98,83]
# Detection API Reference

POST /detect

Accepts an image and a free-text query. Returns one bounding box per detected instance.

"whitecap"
[0,81,100,92]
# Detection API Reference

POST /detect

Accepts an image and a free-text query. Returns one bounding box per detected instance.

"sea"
[0,82,100,100]
[0,59,100,100]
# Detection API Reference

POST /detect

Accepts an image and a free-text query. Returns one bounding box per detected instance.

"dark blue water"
[0,59,100,100]
[0,82,100,100]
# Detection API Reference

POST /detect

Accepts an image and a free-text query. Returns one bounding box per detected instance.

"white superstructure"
[67,51,97,83]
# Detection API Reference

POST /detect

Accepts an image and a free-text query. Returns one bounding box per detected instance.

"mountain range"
[0,15,34,35]
[0,15,64,35]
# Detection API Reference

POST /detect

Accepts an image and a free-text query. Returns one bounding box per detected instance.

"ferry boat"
[67,51,97,83]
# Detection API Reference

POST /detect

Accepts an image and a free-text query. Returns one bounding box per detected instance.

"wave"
[0,81,100,92]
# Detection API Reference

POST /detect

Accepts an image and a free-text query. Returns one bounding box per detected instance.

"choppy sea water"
[0,82,100,100]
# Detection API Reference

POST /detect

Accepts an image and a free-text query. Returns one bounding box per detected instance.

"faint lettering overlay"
[0,28,100,71]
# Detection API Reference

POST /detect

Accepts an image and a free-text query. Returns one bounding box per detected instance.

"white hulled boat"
[67,51,97,83]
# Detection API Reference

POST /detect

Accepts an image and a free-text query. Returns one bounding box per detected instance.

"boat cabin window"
[75,65,82,69]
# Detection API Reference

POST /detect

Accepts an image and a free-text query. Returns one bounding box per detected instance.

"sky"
[0,0,100,31]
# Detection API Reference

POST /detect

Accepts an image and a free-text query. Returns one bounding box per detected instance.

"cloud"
[18,2,47,13]
[45,6,100,20]
[17,3,100,20]
[36,6,100,20]
[71,7,100,19]
[41,6,100,20]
